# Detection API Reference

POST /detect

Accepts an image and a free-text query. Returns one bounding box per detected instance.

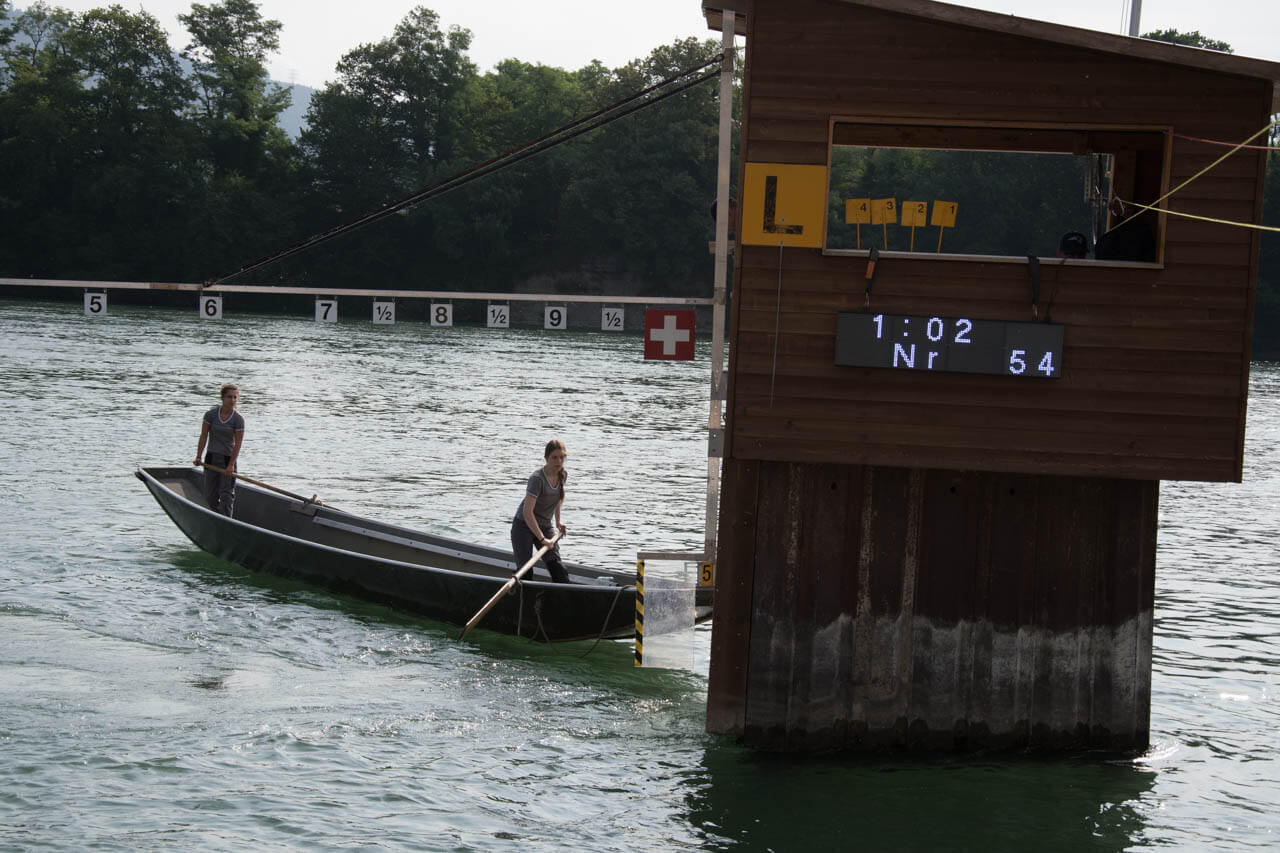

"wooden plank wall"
[709,459,1158,749]
[705,0,1269,750]
[728,0,1271,484]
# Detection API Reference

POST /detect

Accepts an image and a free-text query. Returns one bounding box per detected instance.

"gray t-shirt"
[513,469,563,531]
[203,406,245,457]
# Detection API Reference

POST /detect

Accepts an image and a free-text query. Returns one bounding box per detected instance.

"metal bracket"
[707,428,725,457]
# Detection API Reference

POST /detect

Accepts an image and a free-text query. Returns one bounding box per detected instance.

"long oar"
[197,462,324,506]
[460,530,564,640]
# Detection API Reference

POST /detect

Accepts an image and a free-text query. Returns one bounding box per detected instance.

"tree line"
[0,3,1275,349]
[0,1,727,293]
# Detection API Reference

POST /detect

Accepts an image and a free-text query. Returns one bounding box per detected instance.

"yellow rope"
[1125,200,1280,233]
[1114,118,1278,231]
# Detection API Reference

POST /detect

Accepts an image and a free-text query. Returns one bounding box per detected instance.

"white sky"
[20,0,1280,89]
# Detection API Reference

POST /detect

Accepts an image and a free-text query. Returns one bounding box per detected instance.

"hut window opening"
[825,121,1167,264]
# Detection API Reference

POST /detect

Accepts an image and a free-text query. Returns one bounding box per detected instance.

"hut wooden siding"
[726,0,1272,484]
[704,0,1275,749]
[708,460,1159,749]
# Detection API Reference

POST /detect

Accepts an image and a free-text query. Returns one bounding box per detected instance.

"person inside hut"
[1094,197,1157,262]
[194,383,245,516]
[1057,231,1089,259]
[510,439,571,584]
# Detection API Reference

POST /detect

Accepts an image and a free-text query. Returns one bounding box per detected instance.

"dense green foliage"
[1141,28,1233,53]
[0,4,1275,346]
[0,2,725,292]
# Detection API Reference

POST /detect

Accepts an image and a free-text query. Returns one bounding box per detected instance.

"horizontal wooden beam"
[0,278,713,306]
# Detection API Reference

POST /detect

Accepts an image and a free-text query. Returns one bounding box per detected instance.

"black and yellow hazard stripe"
[634,558,645,667]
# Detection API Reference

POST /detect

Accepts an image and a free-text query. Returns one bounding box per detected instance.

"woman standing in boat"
[510,439,570,584]
[194,383,245,517]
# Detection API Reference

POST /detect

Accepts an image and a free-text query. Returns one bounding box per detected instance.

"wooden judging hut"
[702,0,1279,750]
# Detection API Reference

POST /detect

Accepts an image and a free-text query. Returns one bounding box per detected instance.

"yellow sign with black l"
[740,163,828,248]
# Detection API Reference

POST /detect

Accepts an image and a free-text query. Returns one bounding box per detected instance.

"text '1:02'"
[835,312,1064,378]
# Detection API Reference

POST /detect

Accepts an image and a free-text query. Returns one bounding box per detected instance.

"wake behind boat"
[136,466,690,642]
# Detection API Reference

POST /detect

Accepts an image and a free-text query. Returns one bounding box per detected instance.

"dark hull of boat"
[136,466,664,642]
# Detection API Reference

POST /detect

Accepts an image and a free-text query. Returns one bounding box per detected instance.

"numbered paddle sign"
[315,298,338,323]
[430,303,453,327]
[372,300,395,325]
[544,306,567,330]
[84,292,107,317]
[487,303,510,329]
[199,295,223,319]
[601,307,624,332]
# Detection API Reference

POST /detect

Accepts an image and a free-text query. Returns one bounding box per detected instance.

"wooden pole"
[459,530,564,640]
[706,10,736,568]
[198,462,322,506]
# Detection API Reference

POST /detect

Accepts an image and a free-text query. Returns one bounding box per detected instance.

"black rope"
[1026,254,1041,319]
[209,55,725,287]
[577,585,628,658]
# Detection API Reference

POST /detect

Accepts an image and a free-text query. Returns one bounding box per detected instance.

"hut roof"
[704,0,1280,112]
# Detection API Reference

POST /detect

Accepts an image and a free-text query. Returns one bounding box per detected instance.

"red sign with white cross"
[644,309,696,360]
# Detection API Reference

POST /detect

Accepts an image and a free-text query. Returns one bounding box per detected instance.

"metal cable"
[209,56,725,287]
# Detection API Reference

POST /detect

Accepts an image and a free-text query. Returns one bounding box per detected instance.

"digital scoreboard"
[835,312,1063,378]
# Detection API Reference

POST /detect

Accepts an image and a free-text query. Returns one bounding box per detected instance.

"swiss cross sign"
[644,309,696,360]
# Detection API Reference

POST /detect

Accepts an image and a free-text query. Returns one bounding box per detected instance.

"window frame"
[822,116,1172,268]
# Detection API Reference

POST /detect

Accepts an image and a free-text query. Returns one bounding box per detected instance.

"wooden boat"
[136,466,707,642]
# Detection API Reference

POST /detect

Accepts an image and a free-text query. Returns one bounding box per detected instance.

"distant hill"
[276,82,314,139]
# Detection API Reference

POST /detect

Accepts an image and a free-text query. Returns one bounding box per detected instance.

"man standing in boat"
[511,440,571,583]
[194,383,245,517]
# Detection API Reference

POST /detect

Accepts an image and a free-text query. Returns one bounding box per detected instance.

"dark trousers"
[510,522,569,584]
[203,453,236,517]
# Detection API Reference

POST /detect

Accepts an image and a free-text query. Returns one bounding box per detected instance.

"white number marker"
[315,298,337,323]
[431,303,453,327]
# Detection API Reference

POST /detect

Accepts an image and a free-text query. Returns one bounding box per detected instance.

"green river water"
[1,298,1276,851]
